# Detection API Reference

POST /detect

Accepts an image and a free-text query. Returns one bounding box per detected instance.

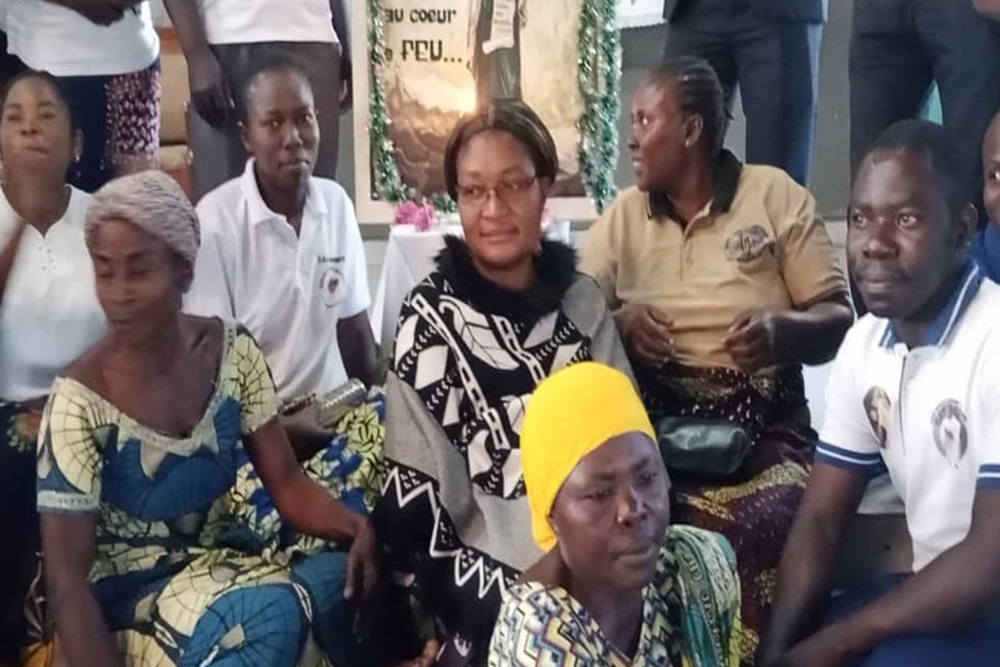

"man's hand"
[616,303,674,366]
[724,309,780,373]
[764,627,854,667]
[339,54,353,114]
[344,516,379,600]
[188,49,235,129]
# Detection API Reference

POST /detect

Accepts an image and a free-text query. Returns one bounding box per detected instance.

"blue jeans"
[824,575,1000,666]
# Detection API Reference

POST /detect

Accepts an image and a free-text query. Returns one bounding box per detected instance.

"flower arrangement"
[393,199,437,232]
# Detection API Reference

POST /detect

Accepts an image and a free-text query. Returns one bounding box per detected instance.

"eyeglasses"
[455,176,537,205]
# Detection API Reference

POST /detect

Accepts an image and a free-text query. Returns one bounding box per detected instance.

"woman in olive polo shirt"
[581,56,853,664]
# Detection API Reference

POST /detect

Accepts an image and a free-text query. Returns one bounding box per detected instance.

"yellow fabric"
[580,166,848,369]
[520,362,654,551]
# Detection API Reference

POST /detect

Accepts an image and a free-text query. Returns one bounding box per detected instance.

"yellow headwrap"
[520,362,655,552]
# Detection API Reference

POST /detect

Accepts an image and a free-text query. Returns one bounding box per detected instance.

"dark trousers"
[664,0,823,186]
[849,0,1000,207]
[823,575,1000,666]
[189,41,343,198]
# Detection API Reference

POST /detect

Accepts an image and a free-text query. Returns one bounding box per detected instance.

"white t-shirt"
[185,160,369,401]
[5,0,159,77]
[197,0,337,46]
[817,262,1000,572]
[0,187,107,401]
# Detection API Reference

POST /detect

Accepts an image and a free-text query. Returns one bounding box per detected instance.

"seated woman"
[184,55,380,479]
[374,101,633,665]
[490,362,741,666]
[581,56,854,662]
[0,70,105,664]
[36,171,379,667]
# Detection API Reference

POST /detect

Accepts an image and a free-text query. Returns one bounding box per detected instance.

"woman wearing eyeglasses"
[373,101,632,667]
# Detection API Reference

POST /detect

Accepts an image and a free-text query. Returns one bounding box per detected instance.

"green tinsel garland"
[576,0,621,212]
[366,0,620,213]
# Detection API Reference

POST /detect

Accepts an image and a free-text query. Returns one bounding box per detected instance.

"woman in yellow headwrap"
[488,362,742,667]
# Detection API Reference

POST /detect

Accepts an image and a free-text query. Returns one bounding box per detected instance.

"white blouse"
[0,186,107,402]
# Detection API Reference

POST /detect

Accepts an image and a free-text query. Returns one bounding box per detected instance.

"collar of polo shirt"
[880,260,984,349]
[240,158,329,228]
[646,149,743,222]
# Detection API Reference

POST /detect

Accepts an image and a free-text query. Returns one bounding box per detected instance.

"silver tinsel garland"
[366,0,621,212]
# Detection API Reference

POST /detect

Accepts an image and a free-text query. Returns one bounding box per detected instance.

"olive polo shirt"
[581,153,848,368]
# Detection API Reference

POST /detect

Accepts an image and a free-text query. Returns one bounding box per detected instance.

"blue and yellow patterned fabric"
[36,322,384,666]
[488,525,742,667]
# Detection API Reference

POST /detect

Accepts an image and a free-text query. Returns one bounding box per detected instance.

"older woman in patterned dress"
[37,171,379,667]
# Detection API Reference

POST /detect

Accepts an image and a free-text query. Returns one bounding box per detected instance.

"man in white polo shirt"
[184,57,374,457]
[759,119,1000,666]
[163,0,350,197]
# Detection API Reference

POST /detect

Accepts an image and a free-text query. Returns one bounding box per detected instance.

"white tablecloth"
[370,221,571,347]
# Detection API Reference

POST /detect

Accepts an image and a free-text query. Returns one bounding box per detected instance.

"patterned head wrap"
[520,362,656,552]
[86,171,200,269]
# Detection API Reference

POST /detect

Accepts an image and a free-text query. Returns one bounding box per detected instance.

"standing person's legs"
[848,0,931,180]
[730,8,788,174]
[777,21,822,186]
[915,0,1000,221]
[189,43,258,199]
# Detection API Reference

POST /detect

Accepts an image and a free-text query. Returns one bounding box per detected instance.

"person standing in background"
[849,0,1000,218]
[3,0,161,192]
[661,0,826,187]
[163,0,352,198]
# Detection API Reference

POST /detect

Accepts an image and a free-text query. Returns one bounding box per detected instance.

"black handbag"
[655,416,751,477]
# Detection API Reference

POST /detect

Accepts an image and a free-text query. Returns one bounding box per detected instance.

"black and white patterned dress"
[374,237,633,664]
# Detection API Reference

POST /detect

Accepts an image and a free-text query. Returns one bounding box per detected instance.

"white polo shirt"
[817,261,1000,572]
[185,160,369,401]
[0,187,107,402]
[197,0,338,46]
[5,0,159,77]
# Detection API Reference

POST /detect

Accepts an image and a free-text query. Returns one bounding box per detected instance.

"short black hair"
[863,119,971,217]
[0,69,79,135]
[443,100,558,201]
[648,55,728,156]
[236,54,313,123]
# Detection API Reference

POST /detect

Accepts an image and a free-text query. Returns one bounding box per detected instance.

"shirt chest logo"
[724,224,772,263]
[931,399,968,468]
[319,266,344,308]
[863,385,891,449]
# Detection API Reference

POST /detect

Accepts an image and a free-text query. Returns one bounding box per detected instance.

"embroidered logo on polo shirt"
[863,386,891,449]
[931,400,968,468]
[724,225,772,263]
[319,267,344,308]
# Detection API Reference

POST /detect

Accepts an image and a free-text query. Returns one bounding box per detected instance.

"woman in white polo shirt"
[185,57,381,506]
[3,0,160,192]
[0,70,105,666]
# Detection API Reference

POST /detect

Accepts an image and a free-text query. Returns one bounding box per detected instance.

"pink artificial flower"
[394,200,436,232]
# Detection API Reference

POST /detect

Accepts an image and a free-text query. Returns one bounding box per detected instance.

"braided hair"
[647,56,728,157]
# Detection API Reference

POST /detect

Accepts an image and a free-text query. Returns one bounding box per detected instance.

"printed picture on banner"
[379,0,587,198]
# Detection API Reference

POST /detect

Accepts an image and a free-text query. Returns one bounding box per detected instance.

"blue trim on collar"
[880,260,984,348]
